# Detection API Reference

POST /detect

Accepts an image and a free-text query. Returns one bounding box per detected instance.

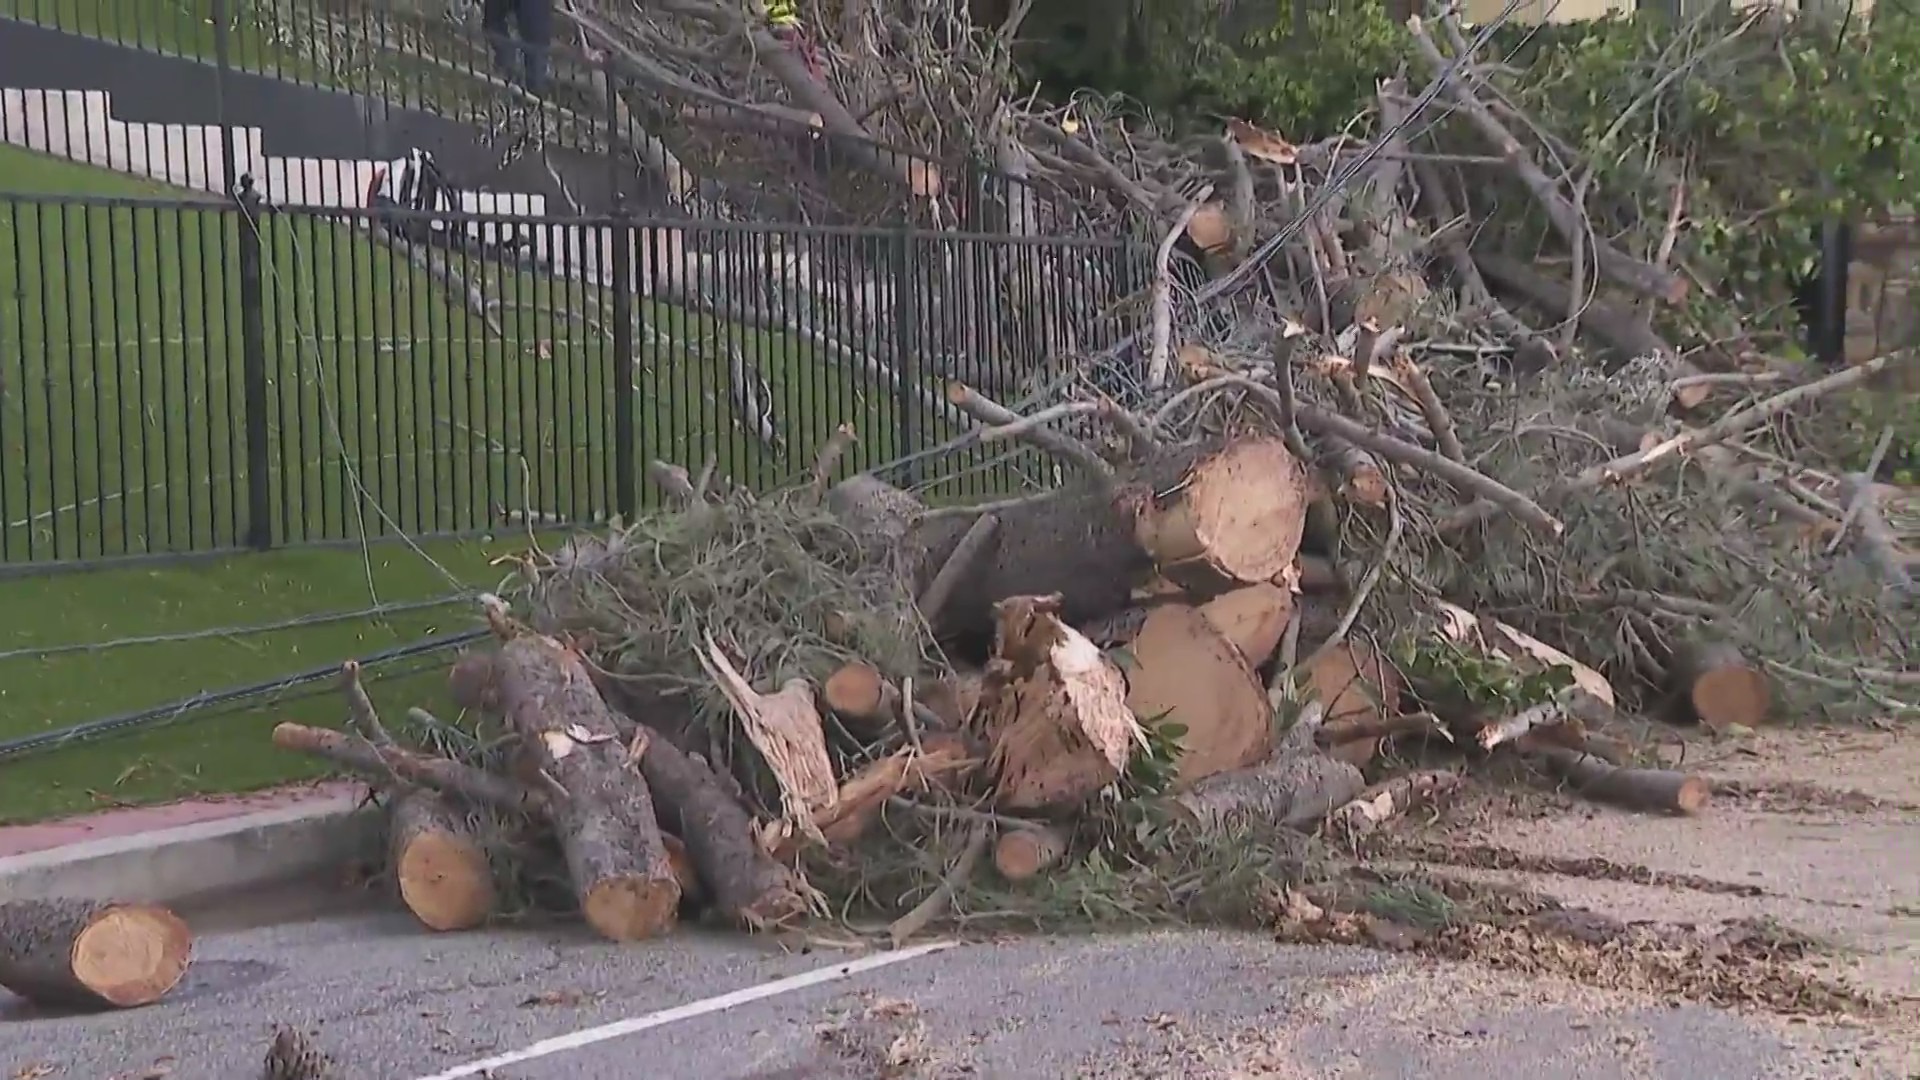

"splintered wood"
[696,631,838,833]
[979,595,1141,810]
[0,900,192,1009]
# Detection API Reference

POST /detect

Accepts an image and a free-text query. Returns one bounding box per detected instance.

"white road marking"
[408,939,960,1079]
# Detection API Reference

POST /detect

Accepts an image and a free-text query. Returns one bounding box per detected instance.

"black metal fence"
[0,189,1149,566]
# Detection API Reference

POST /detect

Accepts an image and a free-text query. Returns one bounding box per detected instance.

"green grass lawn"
[0,144,1005,823]
[0,143,948,563]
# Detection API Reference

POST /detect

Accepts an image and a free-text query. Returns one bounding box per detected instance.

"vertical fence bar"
[890,226,922,486]
[211,0,239,200]
[610,200,638,520]
[236,181,273,550]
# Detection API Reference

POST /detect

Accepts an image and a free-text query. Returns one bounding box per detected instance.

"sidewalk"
[0,779,381,904]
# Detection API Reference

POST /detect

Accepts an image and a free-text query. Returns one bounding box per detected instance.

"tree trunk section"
[494,633,681,942]
[0,900,192,1009]
[632,729,807,929]
[1666,641,1770,731]
[1305,639,1403,770]
[1168,751,1366,834]
[1126,438,1311,595]
[388,791,497,932]
[1197,583,1295,668]
[822,662,902,739]
[1123,603,1275,786]
[993,825,1072,882]
[1531,747,1712,815]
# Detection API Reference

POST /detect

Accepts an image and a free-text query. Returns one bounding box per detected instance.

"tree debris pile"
[261,5,1911,1019]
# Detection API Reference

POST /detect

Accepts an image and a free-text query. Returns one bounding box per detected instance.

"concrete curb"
[0,796,382,904]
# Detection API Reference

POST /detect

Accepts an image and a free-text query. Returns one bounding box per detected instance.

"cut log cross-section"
[1307,638,1405,769]
[822,661,903,739]
[993,824,1072,882]
[1129,438,1312,595]
[1124,603,1276,786]
[1198,583,1295,668]
[493,631,682,942]
[0,900,193,1009]
[1666,641,1771,732]
[388,791,497,932]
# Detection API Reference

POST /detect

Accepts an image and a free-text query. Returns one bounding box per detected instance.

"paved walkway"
[0,780,358,858]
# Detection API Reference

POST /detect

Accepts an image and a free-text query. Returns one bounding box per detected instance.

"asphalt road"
[1,901,1897,1080]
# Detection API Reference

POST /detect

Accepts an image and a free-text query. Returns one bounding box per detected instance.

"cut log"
[993,824,1072,882]
[695,632,838,830]
[1165,704,1366,833]
[1126,438,1312,595]
[1198,583,1295,668]
[493,630,681,942]
[271,722,545,815]
[631,728,807,929]
[0,900,192,1009]
[1122,603,1275,787]
[1306,639,1404,769]
[1324,770,1465,839]
[1666,641,1770,732]
[388,791,496,932]
[822,661,903,738]
[661,834,706,910]
[1186,201,1234,252]
[978,595,1141,811]
[1530,747,1712,815]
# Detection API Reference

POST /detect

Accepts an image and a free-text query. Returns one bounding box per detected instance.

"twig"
[978,401,1101,445]
[1269,318,1314,463]
[808,424,859,503]
[341,661,394,746]
[916,514,1001,627]
[945,382,1112,482]
[888,825,990,946]
[646,460,697,505]
[900,677,924,755]
[1148,185,1213,389]
[1825,425,1896,555]
[1294,482,1404,678]
[1392,355,1465,463]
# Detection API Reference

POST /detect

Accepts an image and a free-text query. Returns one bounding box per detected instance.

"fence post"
[891,227,923,486]
[210,0,239,199]
[235,178,273,551]
[610,196,638,520]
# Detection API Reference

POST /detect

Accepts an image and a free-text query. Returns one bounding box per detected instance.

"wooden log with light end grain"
[822,661,903,738]
[1124,603,1275,787]
[388,791,497,932]
[1531,747,1711,815]
[493,631,681,942]
[1305,639,1404,769]
[0,900,193,1009]
[1127,437,1312,595]
[1666,641,1771,732]
[993,824,1072,882]
[1198,583,1295,668]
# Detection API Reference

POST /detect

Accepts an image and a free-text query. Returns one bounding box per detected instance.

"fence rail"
[0,189,1149,566]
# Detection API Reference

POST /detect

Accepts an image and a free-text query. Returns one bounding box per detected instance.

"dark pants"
[483,0,552,96]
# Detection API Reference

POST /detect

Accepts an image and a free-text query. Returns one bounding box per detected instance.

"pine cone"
[263,1026,331,1080]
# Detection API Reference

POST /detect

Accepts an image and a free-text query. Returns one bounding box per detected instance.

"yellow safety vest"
[767,0,799,29]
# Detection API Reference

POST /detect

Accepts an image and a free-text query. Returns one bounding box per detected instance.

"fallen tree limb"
[388,790,496,932]
[1325,770,1465,839]
[0,900,192,1009]
[1529,747,1712,815]
[271,722,546,815]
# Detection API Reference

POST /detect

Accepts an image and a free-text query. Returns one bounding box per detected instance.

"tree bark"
[494,632,681,942]
[388,791,496,932]
[1530,747,1712,816]
[0,900,192,1009]
[631,729,808,930]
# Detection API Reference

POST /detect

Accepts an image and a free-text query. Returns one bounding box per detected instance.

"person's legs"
[480,0,521,83]
[514,0,553,96]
